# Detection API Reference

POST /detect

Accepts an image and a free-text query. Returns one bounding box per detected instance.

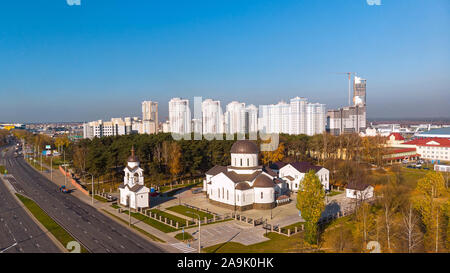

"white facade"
[169,98,191,134]
[278,163,329,192]
[204,140,284,210]
[258,97,325,136]
[417,142,450,162]
[119,148,150,209]
[346,186,374,200]
[83,118,131,139]
[224,101,246,134]
[306,103,326,136]
[245,104,258,134]
[202,99,224,135]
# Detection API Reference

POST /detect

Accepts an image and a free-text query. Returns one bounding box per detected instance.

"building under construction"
[326,75,367,135]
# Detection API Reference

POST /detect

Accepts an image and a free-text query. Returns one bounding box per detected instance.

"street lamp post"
[84,172,95,206]
[187,211,201,253]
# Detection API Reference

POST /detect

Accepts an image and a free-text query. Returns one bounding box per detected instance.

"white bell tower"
[124,146,144,187]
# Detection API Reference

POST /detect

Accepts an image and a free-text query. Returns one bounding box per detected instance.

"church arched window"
[261,192,263,199]
[227,190,229,200]
[247,158,249,166]
[240,158,242,166]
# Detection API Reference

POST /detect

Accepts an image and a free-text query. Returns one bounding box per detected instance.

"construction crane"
[335,72,357,106]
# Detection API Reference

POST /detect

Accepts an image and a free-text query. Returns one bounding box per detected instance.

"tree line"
[12,130,388,187]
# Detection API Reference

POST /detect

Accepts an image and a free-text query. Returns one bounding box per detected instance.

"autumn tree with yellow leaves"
[414,172,447,252]
[261,142,285,165]
[296,170,325,245]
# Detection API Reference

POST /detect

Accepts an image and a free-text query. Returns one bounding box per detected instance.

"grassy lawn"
[149,209,194,227]
[15,193,88,253]
[368,166,428,189]
[327,191,344,197]
[175,232,193,241]
[0,165,7,174]
[93,195,108,203]
[101,209,165,243]
[166,205,214,220]
[121,210,178,233]
[160,180,202,193]
[203,232,308,253]
[280,222,304,233]
[111,203,121,209]
[42,156,63,169]
[27,159,49,172]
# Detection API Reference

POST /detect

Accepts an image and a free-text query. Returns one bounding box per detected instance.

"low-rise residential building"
[270,162,330,192]
[345,182,374,200]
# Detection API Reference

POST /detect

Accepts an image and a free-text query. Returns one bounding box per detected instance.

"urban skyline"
[1,0,449,123]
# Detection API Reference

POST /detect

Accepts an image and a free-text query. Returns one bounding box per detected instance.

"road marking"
[170,243,196,253]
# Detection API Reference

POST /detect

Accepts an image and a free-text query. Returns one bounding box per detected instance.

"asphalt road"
[0,175,61,253]
[1,144,166,253]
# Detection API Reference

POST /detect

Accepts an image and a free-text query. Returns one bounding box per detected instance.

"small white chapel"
[119,146,150,209]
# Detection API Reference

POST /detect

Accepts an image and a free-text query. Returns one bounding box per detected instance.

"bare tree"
[401,203,422,253]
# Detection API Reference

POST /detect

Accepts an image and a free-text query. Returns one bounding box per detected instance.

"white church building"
[119,146,150,209]
[203,140,330,211]
[204,140,285,211]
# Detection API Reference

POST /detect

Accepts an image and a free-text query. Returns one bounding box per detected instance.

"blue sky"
[0,0,449,123]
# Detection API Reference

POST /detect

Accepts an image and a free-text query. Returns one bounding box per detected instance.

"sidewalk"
[29,160,182,252]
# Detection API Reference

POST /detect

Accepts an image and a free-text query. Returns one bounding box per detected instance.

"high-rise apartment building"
[327,75,367,135]
[244,104,258,134]
[258,98,325,136]
[224,101,246,134]
[353,76,366,106]
[141,101,158,134]
[201,99,224,135]
[289,97,308,135]
[169,97,191,134]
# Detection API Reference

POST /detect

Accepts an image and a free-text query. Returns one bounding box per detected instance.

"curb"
[0,176,68,253]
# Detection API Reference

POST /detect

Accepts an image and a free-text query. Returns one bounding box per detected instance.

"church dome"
[230,140,259,154]
[252,174,275,188]
[235,182,251,190]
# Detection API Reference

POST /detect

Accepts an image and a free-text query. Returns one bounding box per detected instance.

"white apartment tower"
[169,98,191,134]
[289,97,308,135]
[225,101,246,134]
[202,99,224,135]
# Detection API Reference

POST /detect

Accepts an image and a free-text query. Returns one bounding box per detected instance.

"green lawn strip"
[93,195,108,203]
[280,222,304,233]
[27,159,49,172]
[15,193,88,253]
[166,205,214,220]
[121,210,178,233]
[111,203,121,209]
[149,209,194,227]
[327,191,344,197]
[101,209,165,243]
[0,165,6,174]
[203,232,303,253]
[160,180,202,193]
[175,232,193,241]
